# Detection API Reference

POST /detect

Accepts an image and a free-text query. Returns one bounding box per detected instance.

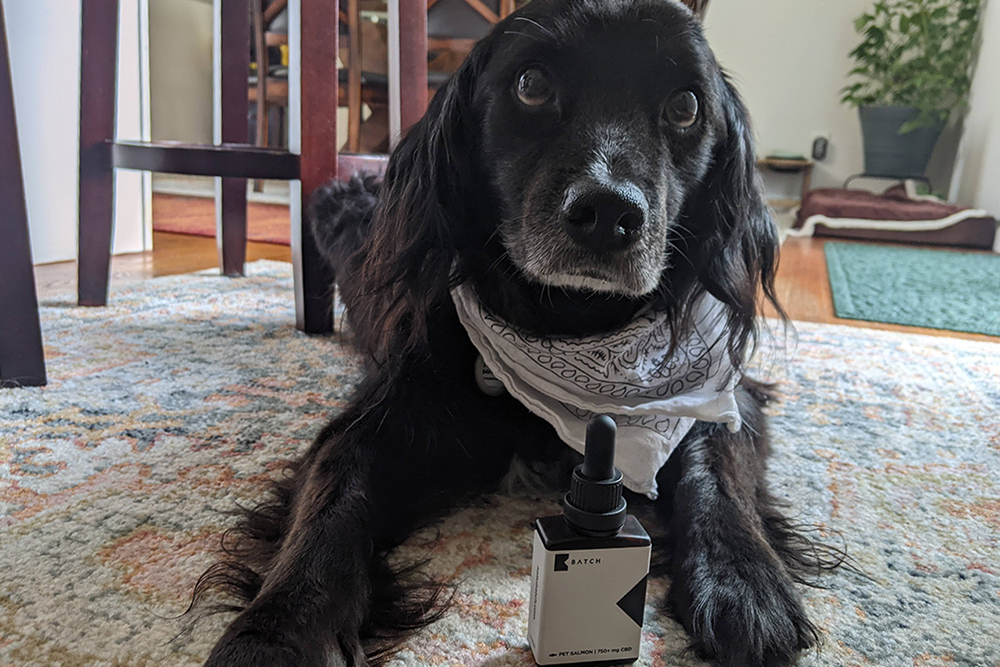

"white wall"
[953,0,1000,219]
[703,0,871,191]
[702,0,962,197]
[6,0,145,265]
[148,0,213,143]
[116,0,146,256]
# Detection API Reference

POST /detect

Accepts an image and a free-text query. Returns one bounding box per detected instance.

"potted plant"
[841,0,981,179]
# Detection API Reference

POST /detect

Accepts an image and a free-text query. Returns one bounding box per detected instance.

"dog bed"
[788,183,998,250]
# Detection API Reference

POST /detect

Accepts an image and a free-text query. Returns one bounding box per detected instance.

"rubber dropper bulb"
[563,415,627,536]
[581,415,617,481]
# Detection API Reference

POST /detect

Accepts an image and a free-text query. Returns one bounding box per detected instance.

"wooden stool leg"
[78,0,119,307]
[216,0,249,277]
[297,0,339,334]
[347,0,362,152]
[398,0,428,133]
[252,0,267,192]
[219,177,248,276]
[0,0,46,387]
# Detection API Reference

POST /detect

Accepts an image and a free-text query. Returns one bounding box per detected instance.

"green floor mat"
[824,241,1000,336]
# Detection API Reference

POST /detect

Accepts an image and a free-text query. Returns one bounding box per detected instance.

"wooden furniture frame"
[341,0,515,153]
[683,0,710,15]
[758,157,815,208]
[77,0,428,334]
[0,0,47,387]
[426,0,515,22]
[250,1,291,167]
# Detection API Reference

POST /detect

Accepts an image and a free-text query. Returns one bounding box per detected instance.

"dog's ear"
[681,74,784,369]
[352,41,494,361]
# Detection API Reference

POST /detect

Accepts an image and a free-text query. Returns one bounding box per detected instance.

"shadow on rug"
[1,261,999,667]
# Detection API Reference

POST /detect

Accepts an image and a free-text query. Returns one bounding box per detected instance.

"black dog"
[195,1,841,665]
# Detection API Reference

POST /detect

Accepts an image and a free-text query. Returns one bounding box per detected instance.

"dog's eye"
[516,68,553,107]
[664,91,699,128]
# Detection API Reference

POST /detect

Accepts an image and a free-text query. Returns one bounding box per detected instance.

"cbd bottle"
[528,415,652,665]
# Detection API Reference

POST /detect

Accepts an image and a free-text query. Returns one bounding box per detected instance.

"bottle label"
[528,532,650,665]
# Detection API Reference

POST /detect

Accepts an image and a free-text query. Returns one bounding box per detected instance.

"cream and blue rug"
[2,261,999,667]
[825,242,1000,337]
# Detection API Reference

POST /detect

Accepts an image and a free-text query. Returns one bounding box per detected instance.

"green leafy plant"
[841,0,982,133]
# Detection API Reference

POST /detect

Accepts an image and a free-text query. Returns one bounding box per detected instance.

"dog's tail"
[308,173,382,277]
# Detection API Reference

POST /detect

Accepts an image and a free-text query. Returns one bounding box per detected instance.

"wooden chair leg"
[0,0,46,388]
[358,104,390,153]
[219,177,248,276]
[78,0,119,307]
[347,0,362,153]
[297,0,339,334]
[398,0,428,133]
[252,0,267,192]
[217,0,250,276]
[293,0,426,334]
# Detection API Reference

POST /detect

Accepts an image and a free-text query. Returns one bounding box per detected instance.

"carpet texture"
[2,261,999,667]
[825,241,1000,336]
[152,194,292,245]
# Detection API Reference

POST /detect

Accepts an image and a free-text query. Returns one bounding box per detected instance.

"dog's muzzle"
[560,180,648,254]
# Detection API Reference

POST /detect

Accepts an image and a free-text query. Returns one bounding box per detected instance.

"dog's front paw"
[202,607,357,667]
[669,551,817,667]
[203,634,311,667]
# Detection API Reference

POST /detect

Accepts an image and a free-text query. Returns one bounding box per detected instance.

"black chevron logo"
[615,574,648,627]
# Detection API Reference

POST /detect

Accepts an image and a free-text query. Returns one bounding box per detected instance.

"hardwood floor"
[152,194,292,245]
[32,232,996,343]
[763,237,997,343]
[34,232,291,299]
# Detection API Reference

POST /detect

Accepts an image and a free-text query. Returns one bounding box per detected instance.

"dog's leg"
[201,354,520,667]
[660,380,819,667]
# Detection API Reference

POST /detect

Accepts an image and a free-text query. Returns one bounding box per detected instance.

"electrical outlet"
[811,131,831,161]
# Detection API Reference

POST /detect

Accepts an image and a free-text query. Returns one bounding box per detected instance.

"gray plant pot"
[859,105,945,179]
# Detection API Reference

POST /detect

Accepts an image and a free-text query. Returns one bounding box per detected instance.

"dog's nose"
[562,186,646,253]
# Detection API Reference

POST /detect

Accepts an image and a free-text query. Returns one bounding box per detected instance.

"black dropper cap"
[563,415,627,537]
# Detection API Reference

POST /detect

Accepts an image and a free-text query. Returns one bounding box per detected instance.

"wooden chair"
[684,0,710,15]
[77,0,429,335]
[341,0,391,153]
[426,0,514,71]
[338,0,514,153]
[0,0,47,388]
[249,0,291,190]
[338,0,704,153]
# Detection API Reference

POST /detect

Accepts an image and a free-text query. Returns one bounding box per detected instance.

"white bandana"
[451,284,742,499]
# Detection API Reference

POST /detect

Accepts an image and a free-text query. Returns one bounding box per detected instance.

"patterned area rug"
[825,241,1000,336]
[2,261,999,667]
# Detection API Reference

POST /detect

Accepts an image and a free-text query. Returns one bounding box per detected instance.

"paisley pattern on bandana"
[452,284,741,497]
[482,301,716,399]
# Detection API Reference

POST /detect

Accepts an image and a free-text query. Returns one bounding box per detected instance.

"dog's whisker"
[665,239,694,267]
[512,15,556,38]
